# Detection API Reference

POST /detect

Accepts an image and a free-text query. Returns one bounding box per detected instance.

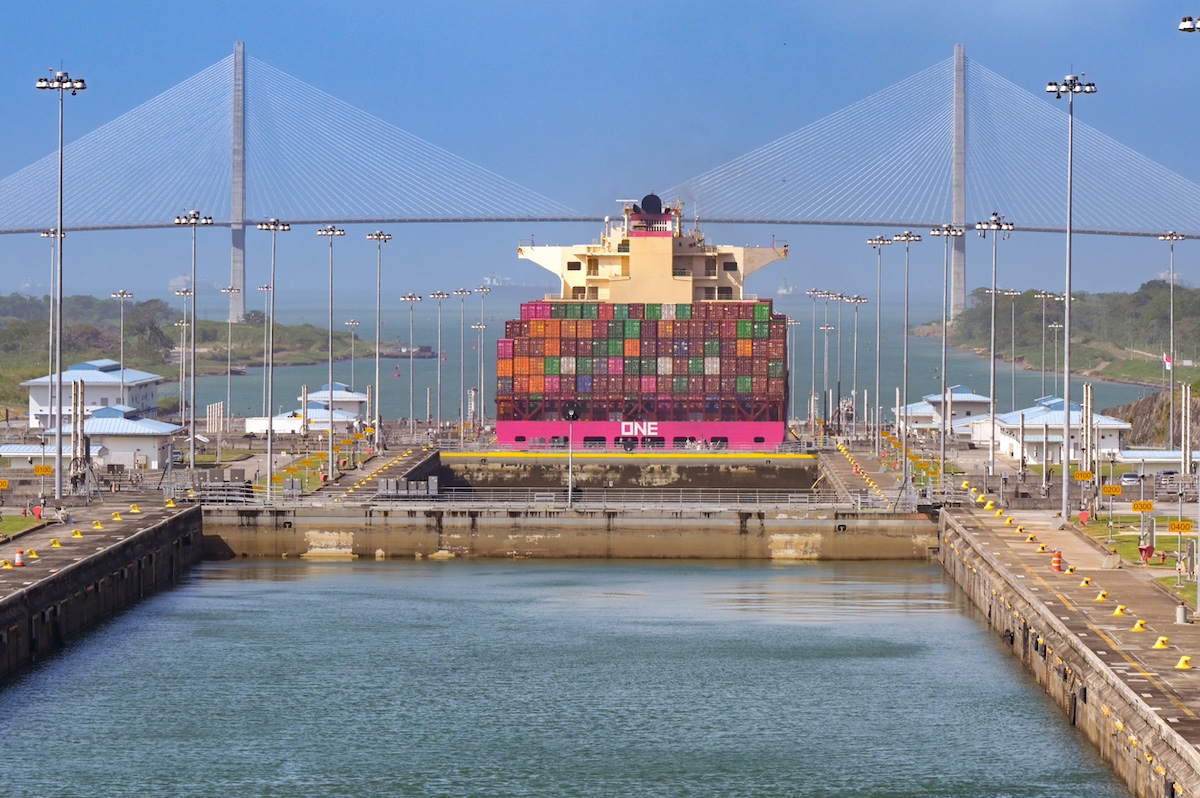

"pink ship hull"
[497,420,785,450]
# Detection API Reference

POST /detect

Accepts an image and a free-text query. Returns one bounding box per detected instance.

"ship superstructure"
[496,193,790,450]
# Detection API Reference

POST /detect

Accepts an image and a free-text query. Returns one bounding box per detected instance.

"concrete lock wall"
[0,508,203,683]
[202,507,938,560]
[939,512,1200,798]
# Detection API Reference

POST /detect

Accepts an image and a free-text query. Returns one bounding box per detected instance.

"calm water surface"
[0,560,1130,797]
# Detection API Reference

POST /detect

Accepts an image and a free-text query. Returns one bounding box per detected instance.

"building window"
[717,287,733,300]
[705,258,717,277]
[567,261,582,271]
[723,260,738,271]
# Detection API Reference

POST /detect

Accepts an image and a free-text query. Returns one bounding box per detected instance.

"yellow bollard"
[1176,656,1193,670]
[1079,577,1092,587]
[1016,526,1025,534]
[1037,543,1048,553]
[1131,619,1147,632]
[72,529,83,538]
[961,480,971,489]
[26,550,37,560]
[111,512,122,521]
[975,494,986,504]
[984,500,995,510]
[994,509,1004,518]
[166,499,176,508]
[1112,605,1126,617]
[1153,636,1170,650]
[1,561,10,570]
[1004,517,1014,526]
[1066,565,1076,574]
[129,504,141,514]
[1095,591,1108,602]
[92,520,103,529]
[1025,534,1037,543]
[51,539,62,548]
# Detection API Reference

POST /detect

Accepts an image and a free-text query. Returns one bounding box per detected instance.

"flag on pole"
[1164,353,1173,371]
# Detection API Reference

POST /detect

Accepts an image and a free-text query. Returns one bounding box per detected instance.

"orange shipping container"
[497,359,514,378]
[531,358,545,375]
[624,339,641,357]
[530,320,546,337]
[545,338,561,357]
[562,319,577,338]
[736,339,753,357]
[577,319,593,338]
[514,357,531,376]
[546,319,561,337]
[530,375,545,393]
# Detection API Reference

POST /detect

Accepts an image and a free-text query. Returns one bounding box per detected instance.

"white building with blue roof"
[42,405,182,469]
[897,385,991,437]
[21,359,164,429]
[966,396,1130,465]
[303,382,367,417]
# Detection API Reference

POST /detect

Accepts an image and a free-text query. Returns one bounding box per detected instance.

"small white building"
[898,385,991,439]
[22,359,164,429]
[302,383,367,417]
[45,405,182,470]
[244,403,360,436]
[968,397,1131,465]
[0,443,108,469]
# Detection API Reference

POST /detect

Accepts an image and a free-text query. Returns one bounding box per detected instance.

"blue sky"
[0,1,1196,318]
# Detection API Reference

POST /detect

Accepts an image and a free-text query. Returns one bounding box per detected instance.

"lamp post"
[174,210,214,472]
[893,231,921,496]
[1003,289,1021,412]
[317,224,345,479]
[366,231,391,451]
[786,318,802,424]
[820,291,834,432]
[257,219,289,500]
[1046,73,1097,521]
[36,70,86,500]
[454,288,473,447]
[1160,232,1185,448]
[1049,322,1064,395]
[563,400,580,507]
[344,319,360,391]
[1034,291,1057,396]
[476,285,491,428]
[847,295,868,440]
[174,287,193,437]
[805,288,821,436]
[111,289,134,404]
[430,290,450,440]
[471,321,486,429]
[42,230,62,425]
[258,284,272,416]
[930,224,963,491]
[867,236,892,456]
[976,212,1015,479]
[219,286,239,435]
[399,293,422,436]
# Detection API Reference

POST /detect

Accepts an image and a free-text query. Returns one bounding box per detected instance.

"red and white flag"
[1164,353,1173,371]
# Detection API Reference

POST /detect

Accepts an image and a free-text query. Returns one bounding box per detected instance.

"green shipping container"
[768,359,785,378]
[646,303,662,320]
[753,322,769,339]
[704,339,720,357]
[582,303,599,319]
[688,357,704,375]
[736,376,753,394]
[608,339,623,356]
[614,304,629,320]
[673,376,689,393]
[545,357,560,376]
[625,357,641,376]
[754,302,770,321]
[577,358,593,375]
[625,319,641,339]
[608,320,624,338]
[641,356,657,374]
[676,304,692,320]
[736,319,752,339]
[566,303,582,319]
[550,304,566,319]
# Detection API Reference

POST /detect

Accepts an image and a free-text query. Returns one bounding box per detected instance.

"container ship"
[496,192,789,450]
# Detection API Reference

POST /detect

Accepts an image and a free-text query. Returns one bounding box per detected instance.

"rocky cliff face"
[1106,389,1200,447]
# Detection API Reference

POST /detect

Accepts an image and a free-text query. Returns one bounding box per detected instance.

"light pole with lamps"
[257,219,289,499]
[174,210,214,471]
[454,288,473,446]
[786,318,802,423]
[111,289,134,404]
[344,319,360,391]
[36,69,86,500]
[476,285,491,427]
[219,286,239,435]
[867,236,892,455]
[805,288,821,435]
[42,229,62,408]
[1033,291,1058,396]
[258,284,272,416]
[847,295,868,440]
[471,321,486,429]
[429,291,450,439]
[1160,232,1185,448]
[1049,322,1064,395]
[1003,289,1021,412]
[893,232,921,495]
[1046,73,1097,521]
[399,293,422,436]
[976,212,1014,479]
[366,231,391,451]
[820,291,835,430]
[317,224,345,479]
[174,287,193,436]
[930,223,963,491]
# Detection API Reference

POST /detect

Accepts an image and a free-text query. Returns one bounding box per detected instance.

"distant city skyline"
[1,1,1197,311]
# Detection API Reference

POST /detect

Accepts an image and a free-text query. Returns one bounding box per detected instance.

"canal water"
[0,560,1129,797]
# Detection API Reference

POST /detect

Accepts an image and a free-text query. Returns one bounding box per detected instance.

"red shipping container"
[625,376,641,394]
[721,339,737,357]
[538,302,552,319]
[561,339,577,356]
[531,339,546,357]
[599,303,615,320]
[767,378,786,398]
[514,339,530,357]
[629,303,645,319]
[720,376,737,394]
[514,376,530,393]
[642,319,657,339]
[673,357,689,374]
[660,320,674,337]
[688,375,704,392]
[721,320,737,337]
[704,321,720,337]
[769,322,786,341]
[752,339,768,357]
[497,339,515,358]
[768,340,785,359]
[752,376,767,395]
[578,339,593,357]
[752,359,769,377]
[704,376,720,393]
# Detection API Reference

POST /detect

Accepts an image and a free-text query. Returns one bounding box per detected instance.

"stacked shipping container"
[495,300,788,424]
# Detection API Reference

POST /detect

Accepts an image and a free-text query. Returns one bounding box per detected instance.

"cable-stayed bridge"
[3,43,1200,320]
